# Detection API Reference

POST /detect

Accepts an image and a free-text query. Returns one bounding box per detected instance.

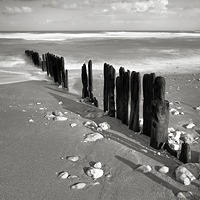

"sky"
[0,0,200,31]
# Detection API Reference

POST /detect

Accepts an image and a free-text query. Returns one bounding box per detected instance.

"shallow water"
[0,31,200,84]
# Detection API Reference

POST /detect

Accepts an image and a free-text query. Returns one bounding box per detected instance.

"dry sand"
[0,70,199,200]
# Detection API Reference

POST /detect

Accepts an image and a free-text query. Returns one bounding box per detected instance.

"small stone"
[158,166,169,174]
[57,171,69,179]
[169,108,179,115]
[29,119,34,123]
[83,121,98,129]
[136,165,152,173]
[70,123,77,127]
[98,122,110,130]
[58,85,62,89]
[186,123,195,129]
[94,162,102,169]
[22,110,26,112]
[177,191,193,199]
[59,101,63,105]
[54,116,68,121]
[196,106,200,110]
[70,182,87,189]
[36,102,41,105]
[67,156,80,162]
[84,132,104,142]
[86,167,104,179]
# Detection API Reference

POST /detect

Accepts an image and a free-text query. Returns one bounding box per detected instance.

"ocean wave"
[0,31,200,41]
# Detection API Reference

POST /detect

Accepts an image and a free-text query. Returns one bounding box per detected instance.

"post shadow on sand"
[115,155,200,199]
[46,88,200,199]
[47,89,180,167]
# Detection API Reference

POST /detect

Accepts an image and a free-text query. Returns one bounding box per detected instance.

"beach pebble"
[186,122,195,129]
[44,112,55,119]
[98,122,110,130]
[136,165,152,173]
[29,119,34,123]
[36,102,41,105]
[177,191,193,199]
[70,182,87,190]
[94,162,102,169]
[58,85,62,89]
[57,171,69,179]
[54,116,68,121]
[84,132,104,142]
[86,167,104,179]
[175,164,197,185]
[70,123,77,127]
[58,101,63,105]
[169,108,180,115]
[158,166,169,174]
[67,156,80,162]
[195,106,200,110]
[83,121,98,129]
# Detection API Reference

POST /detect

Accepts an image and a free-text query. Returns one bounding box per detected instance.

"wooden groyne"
[25,50,190,163]
[25,50,68,90]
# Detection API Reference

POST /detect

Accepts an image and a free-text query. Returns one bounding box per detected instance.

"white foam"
[0,31,200,41]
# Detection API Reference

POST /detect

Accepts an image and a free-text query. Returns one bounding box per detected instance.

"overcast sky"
[0,0,200,31]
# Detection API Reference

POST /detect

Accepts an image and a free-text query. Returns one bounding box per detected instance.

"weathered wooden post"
[104,63,109,112]
[129,71,141,132]
[56,56,62,85]
[108,65,116,117]
[64,69,69,91]
[88,60,94,102]
[116,67,125,121]
[150,76,169,150]
[42,54,46,71]
[122,70,130,126]
[45,53,50,76]
[179,143,191,163]
[81,64,88,98]
[143,73,156,136]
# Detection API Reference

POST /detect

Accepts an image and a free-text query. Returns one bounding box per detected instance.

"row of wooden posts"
[25,50,69,90]
[102,63,191,163]
[24,51,190,163]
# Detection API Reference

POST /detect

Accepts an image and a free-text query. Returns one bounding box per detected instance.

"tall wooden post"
[104,63,109,112]
[129,71,141,132]
[179,143,191,163]
[64,69,69,91]
[122,70,130,126]
[143,73,156,136]
[150,76,169,150]
[108,65,115,117]
[81,64,88,98]
[88,60,93,102]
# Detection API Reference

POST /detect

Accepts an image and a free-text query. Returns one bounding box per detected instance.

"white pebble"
[67,156,79,162]
[58,171,69,179]
[53,116,68,121]
[70,182,87,189]
[70,123,77,127]
[29,119,34,123]
[94,162,102,169]
[158,166,169,174]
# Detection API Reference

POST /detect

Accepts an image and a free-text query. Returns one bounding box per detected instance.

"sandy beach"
[0,69,200,200]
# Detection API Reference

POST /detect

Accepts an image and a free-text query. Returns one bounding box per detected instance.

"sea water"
[0,31,200,84]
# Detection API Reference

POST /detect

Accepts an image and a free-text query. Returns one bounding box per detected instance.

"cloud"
[42,0,78,10]
[2,5,33,16]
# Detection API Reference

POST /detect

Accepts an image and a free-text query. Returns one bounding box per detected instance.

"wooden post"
[81,64,88,98]
[104,63,109,112]
[88,60,93,102]
[64,69,69,91]
[129,71,141,132]
[150,76,169,150]
[122,70,130,125]
[116,76,121,120]
[143,73,156,136]
[45,53,50,76]
[56,56,62,85]
[179,143,191,163]
[116,67,125,121]
[108,65,115,117]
